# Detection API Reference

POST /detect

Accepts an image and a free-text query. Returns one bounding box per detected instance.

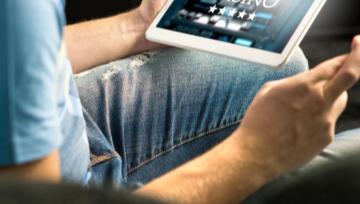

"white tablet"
[146,0,326,67]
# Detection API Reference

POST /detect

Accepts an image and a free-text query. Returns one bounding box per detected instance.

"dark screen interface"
[158,0,314,53]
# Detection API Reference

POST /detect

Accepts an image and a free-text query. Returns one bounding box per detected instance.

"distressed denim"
[75,47,360,198]
[75,47,309,187]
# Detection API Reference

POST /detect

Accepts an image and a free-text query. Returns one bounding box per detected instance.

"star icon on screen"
[219,7,227,16]
[248,12,256,21]
[228,9,237,17]
[238,10,247,19]
[209,5,217,14]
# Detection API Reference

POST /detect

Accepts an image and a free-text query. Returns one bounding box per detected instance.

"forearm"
[65,9,153,74]
[136,130,277,204]
[0,150,61,183]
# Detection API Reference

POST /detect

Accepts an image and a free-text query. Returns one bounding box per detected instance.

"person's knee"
[250,47,309,83]
[279,47,309,75]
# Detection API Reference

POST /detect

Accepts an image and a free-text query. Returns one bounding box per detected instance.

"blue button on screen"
[234,38,253,47]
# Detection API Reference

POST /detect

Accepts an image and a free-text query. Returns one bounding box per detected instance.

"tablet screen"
[157,0,314,53]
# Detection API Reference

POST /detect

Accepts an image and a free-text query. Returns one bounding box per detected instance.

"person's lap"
[75,47,360,195]
[75,47,307,186]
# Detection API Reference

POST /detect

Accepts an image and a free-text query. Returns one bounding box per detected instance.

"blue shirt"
[0,0,89,182]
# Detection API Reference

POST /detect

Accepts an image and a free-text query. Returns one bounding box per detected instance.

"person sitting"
[0,0,359,203]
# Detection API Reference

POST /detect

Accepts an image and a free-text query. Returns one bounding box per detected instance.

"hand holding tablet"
[146,0,326,67]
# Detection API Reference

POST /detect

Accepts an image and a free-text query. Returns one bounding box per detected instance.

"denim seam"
[90,151,120,166]
[128,118,243,173]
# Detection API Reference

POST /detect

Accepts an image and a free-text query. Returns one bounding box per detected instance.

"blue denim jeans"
[75,48,360,193]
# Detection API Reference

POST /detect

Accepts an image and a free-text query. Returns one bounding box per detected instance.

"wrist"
[113,9,157,54]
[116,9,162,53]
[229,128,281,184]
[135,6,155,28]
[115,9,148,37]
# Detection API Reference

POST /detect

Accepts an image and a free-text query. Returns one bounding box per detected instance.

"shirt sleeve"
[0,0,64,165]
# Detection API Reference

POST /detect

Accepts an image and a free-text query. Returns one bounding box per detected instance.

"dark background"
[65,0,360,133]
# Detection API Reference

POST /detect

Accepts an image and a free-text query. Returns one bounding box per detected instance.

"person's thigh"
[243,128,360,204]
[76,47,308,185]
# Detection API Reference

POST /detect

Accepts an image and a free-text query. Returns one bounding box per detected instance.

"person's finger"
[308,55,348,82]
[331,92,348,119]
[352,35,360,50]
[324,36,360,102]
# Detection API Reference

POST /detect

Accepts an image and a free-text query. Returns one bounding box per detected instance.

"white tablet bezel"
[146,0,326,67]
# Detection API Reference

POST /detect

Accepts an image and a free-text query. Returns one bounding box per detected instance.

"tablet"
[146,0,326,67]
